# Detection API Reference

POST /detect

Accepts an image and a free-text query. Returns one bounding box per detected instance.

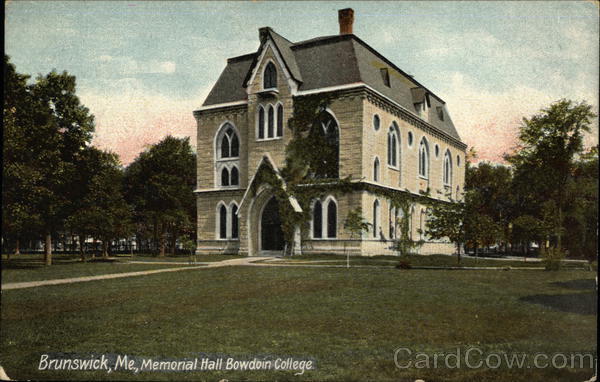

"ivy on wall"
[251,92,445,255]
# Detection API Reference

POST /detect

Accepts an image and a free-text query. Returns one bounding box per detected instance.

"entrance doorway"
[260,197,285,251]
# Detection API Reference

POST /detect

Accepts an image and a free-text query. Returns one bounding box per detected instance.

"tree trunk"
[153,218,159,255]
[92,238,97,258]
[14,238,21,256]
[79,234,86,261]
[159,223,166,257]
[557,205,563,251]
[170,227,177,256]
[102,240,109,258]
[456,242,461,265]
[44,233,52,266]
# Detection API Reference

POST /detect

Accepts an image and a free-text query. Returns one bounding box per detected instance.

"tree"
[124,136,196,257]
[66,147,132,259]
[390,199,424,258]
[425,197,466,264]
[343,207,371,267]
[505,99,595,251]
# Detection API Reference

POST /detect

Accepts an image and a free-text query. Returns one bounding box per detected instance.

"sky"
[5,1,599,164]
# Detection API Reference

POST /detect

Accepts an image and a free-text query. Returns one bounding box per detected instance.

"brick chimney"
[338,8,354,35]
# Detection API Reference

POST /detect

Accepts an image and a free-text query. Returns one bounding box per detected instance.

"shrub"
[396,260,412,270]
[541,247,565,271]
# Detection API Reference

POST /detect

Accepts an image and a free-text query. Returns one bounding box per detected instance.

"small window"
[263,62,277,89]
[408,131,413,146]
[419,138,429,179]
[435,144,440,158]
[443,150,452,186]
[230,166,239,186]
[373,114,380,131]
[267,105,274,138]
[373,157,380,182]
[221,168,230,186]
[380,68,390,87]
[457,155,461,167]
[219,204,227,239]
[327,199,337,238]
[276,104,283,137]
[373,199,380,238]
[388,125,399,167]
[312,200,323,238]
[436,106,444,121]
[231,204,239,239]
[258,106,265,139]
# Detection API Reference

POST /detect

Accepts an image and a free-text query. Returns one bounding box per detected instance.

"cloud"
[79,81,210,164]
[443,72,598,164]
[93,55,177,75]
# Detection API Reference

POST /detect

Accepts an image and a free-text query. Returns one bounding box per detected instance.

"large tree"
[124,136,196,257]
[506,99,595,251]
[3,57,95,264]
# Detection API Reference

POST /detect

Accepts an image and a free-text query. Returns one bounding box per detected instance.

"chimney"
[338,8,354,35]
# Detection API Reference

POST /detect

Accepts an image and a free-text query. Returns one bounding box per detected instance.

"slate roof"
[201,28,461,141]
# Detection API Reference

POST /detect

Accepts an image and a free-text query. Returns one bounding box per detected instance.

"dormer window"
[263,62,277,89]
[437,106,444,121]
[380,68,390,87]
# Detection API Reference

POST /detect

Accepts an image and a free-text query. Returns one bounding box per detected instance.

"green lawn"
[277,253,591,269]
[0,265,596,381]
[128,254,245,263]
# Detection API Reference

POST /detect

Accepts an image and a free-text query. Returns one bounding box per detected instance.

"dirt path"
[2,257,273,290]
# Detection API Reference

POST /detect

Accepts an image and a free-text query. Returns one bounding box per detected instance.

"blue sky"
[5,1,599,163]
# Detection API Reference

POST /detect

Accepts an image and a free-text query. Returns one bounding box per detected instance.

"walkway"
[2,257,272,291]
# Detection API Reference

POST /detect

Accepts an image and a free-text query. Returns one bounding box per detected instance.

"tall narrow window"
[420,209,427,240]
[230,166,239,186]
[276,104,283,137]
[258,106,265,139]
[380,68,390,87]
[310,111,339,179]
[327,199,337,238]
[389,206,396,239]
[267,105,274,138]
[219,204,227,239]
[231,204,239,239]
[419,138,429,178]
[221,168,230,186]
[231,133,239,157]
[312,200,323,238]
[373,157,380,182]
[373,200,380,238]
[443,150,452,186]
[388,124,399,167]
[264,62,277,89]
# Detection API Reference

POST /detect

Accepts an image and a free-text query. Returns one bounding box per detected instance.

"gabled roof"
[201,29,462,141]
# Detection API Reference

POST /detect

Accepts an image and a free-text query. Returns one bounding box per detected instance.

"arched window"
[267,105,274,138]
[221,167,230,186]
[218,204,227,239]
[218,124,239,159]
[443,150,452,186]
[419,208,427,240]
[276,104,283,137]
[310,111,339,179]
[230,166,239,186]
[258,106,265,139]
[388,124,399,167]
[419,138,429,178]
[373,114,380,131]
[326,199,337,238]
[312,200,323,238]
[389,205,398,239]
[231,204,239,239]
[263,62,277,89]
[373,199,380,238]
[373,157,380,182]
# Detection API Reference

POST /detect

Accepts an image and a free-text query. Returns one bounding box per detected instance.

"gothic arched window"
[419,138,430,178]
[263,62,277,89]
[312,200,323,238]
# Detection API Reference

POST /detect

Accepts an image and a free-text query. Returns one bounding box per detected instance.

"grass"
[128,254,245,263]
[276,253,591,269]
[0,265,596,381]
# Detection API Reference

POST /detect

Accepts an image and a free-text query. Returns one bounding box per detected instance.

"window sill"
[256,136,283,142]
[216,157,240,162]
[418,175,429,181]
[310,237,338,240]
[217,186,242,190]
[387,165,399,171]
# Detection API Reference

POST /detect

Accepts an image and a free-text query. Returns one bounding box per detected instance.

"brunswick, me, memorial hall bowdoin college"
[194,9,466,257]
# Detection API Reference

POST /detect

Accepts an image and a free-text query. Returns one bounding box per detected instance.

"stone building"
[194,8,466,256]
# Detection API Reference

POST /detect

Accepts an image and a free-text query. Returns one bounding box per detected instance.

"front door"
[261,197,285,251]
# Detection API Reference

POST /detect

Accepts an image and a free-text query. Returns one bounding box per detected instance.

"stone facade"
[194,27,466,257]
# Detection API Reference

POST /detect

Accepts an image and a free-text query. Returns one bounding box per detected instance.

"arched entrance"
[260,197,285,251]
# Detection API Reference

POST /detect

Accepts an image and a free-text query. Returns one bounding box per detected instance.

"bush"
[541,247,565,271]
[396,260,412,270]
